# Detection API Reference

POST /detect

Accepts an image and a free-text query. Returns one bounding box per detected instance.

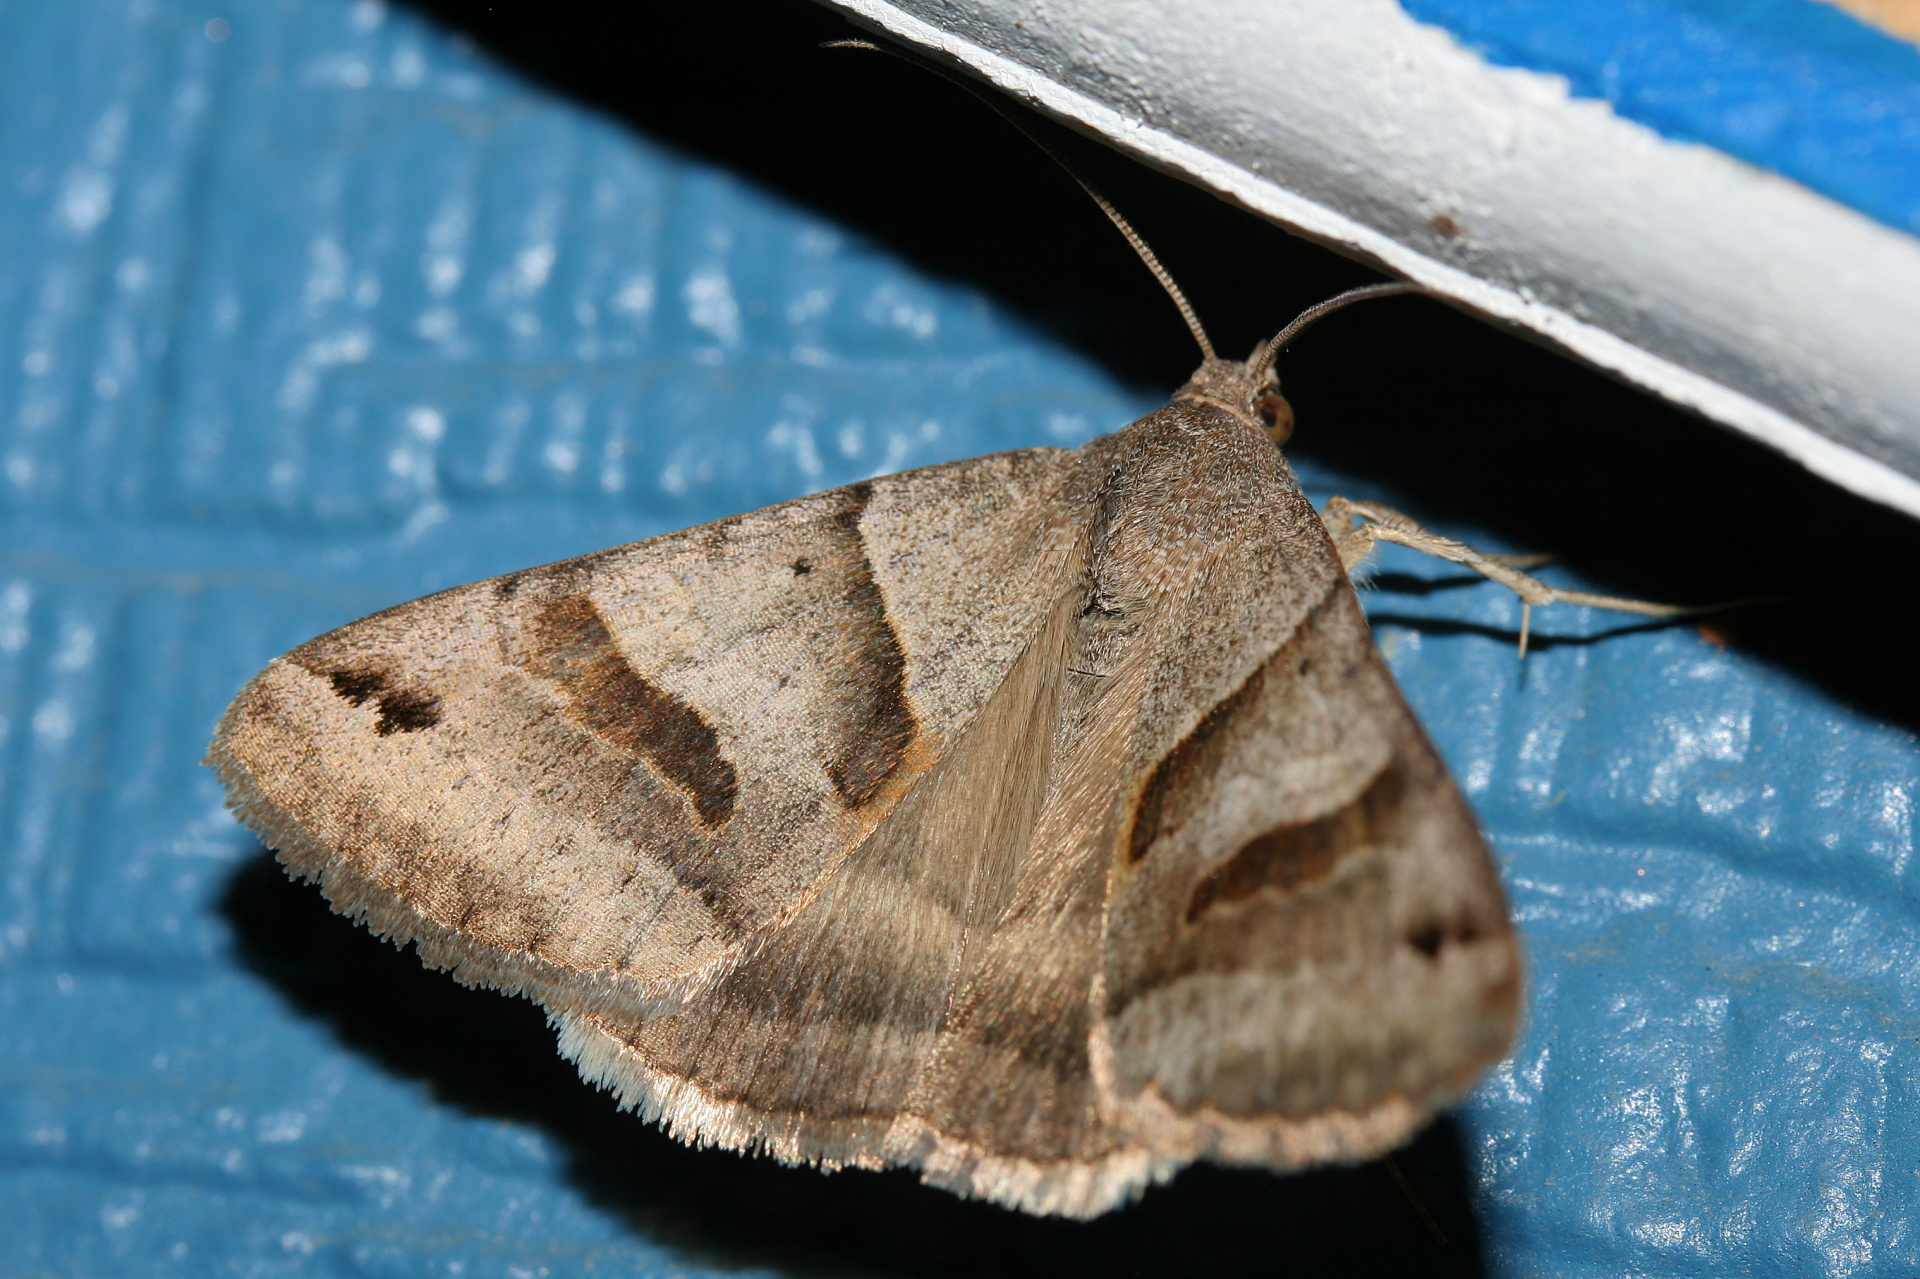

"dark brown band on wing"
[1184,760,1403,923]
[532,593,738,827]
[1126,683,1244,863]
[821,482,917,808]
[1126,583,1340,864]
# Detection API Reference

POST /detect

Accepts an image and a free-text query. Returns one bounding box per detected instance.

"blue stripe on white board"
[1399,0,1920,234]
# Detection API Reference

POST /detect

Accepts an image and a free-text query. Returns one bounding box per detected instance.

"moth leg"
[1485,550,1554,569]
[1321,496,1687,655]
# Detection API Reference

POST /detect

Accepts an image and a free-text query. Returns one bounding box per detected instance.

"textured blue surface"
[2,2,1917,1277]
[1399,0,1920,234]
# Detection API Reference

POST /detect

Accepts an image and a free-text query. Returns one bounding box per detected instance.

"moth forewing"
[209,449,1083,1025]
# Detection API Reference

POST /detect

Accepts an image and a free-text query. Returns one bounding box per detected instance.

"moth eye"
[1256,392,1295,446]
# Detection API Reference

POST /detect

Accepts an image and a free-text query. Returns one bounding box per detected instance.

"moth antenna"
[1253,282,1425,377]
[1382,1153,1451,1249]
[827,38,1217,363]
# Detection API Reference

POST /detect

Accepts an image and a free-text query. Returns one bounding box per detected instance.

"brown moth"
[207,87,1685,1216]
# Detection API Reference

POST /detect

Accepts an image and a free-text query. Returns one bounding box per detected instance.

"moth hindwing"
[210,356,1520,1218]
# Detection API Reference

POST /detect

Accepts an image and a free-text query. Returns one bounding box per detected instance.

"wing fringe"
[552,1009,1181,1219]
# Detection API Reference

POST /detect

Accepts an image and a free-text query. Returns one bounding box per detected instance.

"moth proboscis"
[207,67,1691,1220]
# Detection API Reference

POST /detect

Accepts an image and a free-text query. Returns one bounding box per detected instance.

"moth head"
[1173,357,1274,434]
[1171,354,1294,445]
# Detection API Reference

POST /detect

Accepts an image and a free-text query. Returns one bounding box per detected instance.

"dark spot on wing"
[1406,915,1482,960]
[324,667,442,735]
[371,688,442,735]
[791,557,812,576]
[818,482,917,808]
[1185,761,1403,924]
[533,594,738,827]
[328,668,386,706]
[493,572,523,600]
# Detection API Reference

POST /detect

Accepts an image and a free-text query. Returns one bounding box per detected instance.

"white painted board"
[825,0,1920,518]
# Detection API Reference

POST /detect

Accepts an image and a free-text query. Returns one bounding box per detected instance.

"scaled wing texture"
[210,372,1519,1218]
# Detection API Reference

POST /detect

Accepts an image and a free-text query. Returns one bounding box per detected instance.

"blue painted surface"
[1399,0,1920,235]
[0,2,1916,1277]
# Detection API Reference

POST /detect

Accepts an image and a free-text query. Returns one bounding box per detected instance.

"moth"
[208,84,1684,1219]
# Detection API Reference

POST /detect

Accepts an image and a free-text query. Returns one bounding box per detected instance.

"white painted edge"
[827,0,1920,519]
